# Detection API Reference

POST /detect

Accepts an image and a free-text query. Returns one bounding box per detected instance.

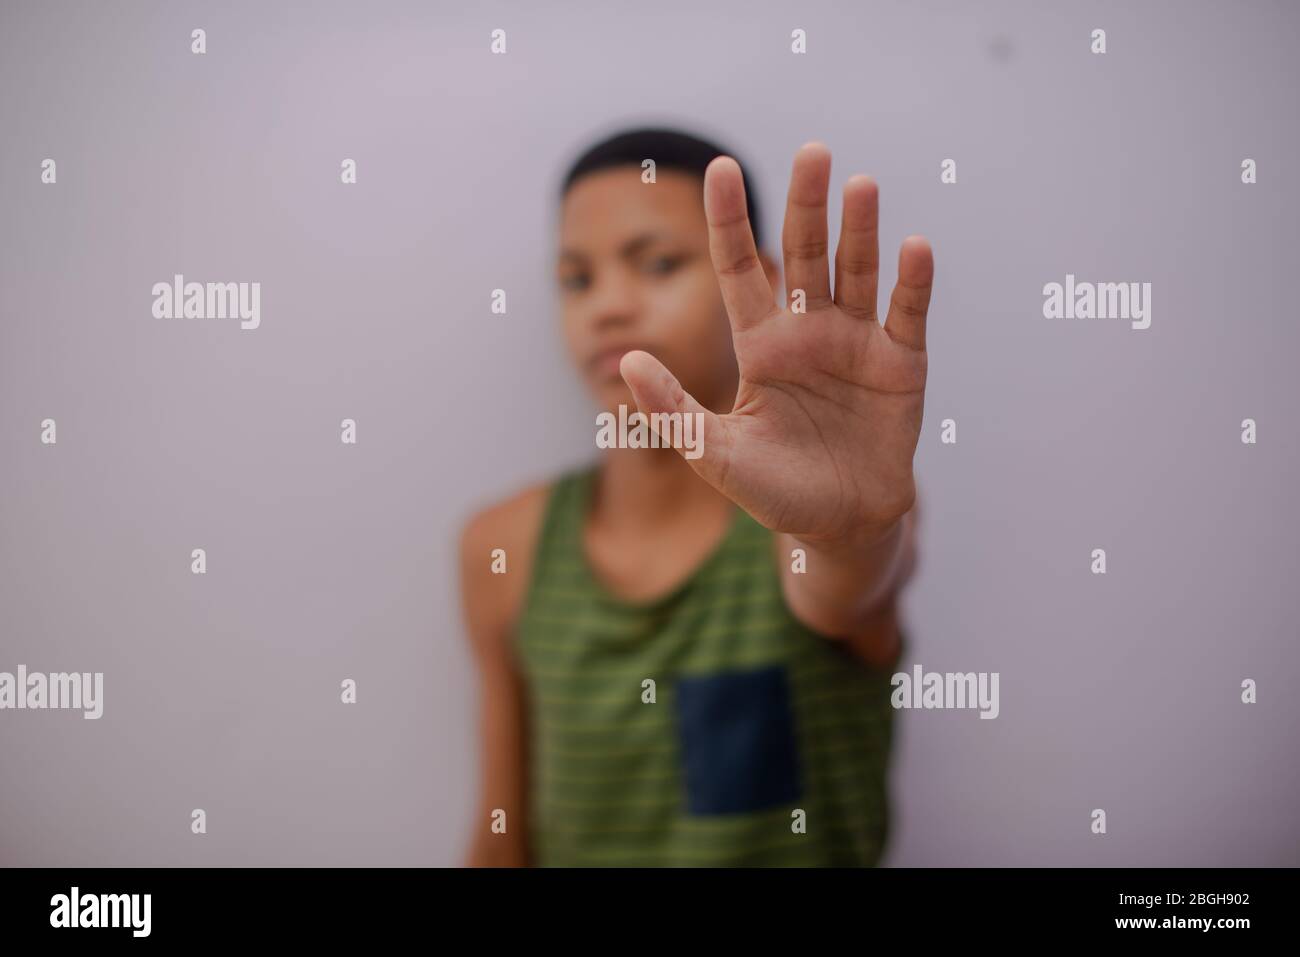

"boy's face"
[557,166,771,414]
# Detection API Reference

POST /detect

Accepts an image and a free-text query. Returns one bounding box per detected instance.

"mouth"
[586,343,650,382]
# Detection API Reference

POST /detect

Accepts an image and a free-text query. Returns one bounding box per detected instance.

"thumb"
[618,350,730,487]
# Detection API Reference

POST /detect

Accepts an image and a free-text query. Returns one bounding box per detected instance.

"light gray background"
[2,0,1297,866]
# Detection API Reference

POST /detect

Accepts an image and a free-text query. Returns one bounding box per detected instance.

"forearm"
[778,508,913,643]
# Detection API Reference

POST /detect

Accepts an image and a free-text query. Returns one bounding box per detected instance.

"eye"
[559,272,590,292]
[643,255,682,276]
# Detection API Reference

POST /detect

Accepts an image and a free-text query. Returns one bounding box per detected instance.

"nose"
[585,263,640,333]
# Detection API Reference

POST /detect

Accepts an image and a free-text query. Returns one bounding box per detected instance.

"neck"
[591,446,731,531]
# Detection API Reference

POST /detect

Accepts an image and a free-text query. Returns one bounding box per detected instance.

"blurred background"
[1,0,1297,866]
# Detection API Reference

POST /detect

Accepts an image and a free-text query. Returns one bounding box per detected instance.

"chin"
[593,379,636,414]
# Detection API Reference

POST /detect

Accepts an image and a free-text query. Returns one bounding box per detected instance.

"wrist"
[780,518,909,638]
[794,516,905,562]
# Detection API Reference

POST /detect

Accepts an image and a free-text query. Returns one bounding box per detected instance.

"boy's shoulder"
[459,481,551,577]
[459,472,575,638]
[460,464,594,555]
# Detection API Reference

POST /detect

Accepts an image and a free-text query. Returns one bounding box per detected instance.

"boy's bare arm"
[776,499,919,668]
[458,487,546,867]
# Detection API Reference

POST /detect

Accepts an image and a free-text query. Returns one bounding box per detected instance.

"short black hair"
[560,126,763,248]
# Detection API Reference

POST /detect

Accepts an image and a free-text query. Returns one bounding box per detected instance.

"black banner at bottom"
[0,867,1282,943]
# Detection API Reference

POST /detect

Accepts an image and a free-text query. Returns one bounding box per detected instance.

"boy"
[460,127,932,866]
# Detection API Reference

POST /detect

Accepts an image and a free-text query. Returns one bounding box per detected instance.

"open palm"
[620,142,934,548]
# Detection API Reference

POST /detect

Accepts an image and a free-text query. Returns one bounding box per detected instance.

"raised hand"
[620,142,933,550]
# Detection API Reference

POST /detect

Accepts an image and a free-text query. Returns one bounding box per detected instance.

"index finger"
[703,156,777,332]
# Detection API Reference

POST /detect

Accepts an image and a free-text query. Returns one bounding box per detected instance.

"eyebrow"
[559,231,673,263]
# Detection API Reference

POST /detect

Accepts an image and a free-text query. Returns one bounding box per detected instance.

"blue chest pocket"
[673,664,803,816]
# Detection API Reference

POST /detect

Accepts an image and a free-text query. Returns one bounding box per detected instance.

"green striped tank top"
[516,466,898,866]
